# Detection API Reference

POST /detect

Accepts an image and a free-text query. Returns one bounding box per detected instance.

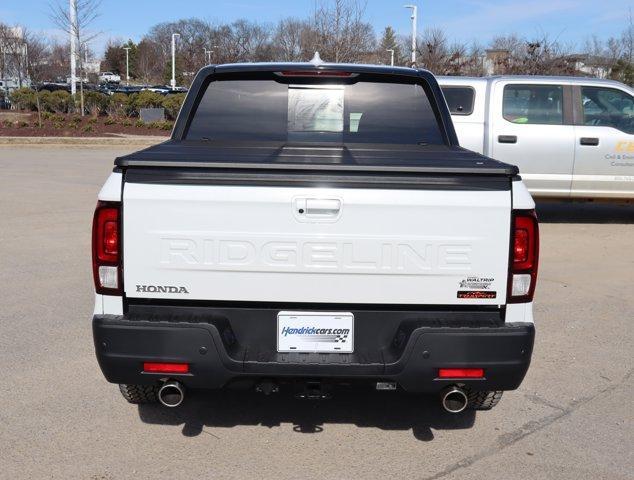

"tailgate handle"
[498,135,517,144]
[580,137,599,146]
[295,198,342,220]
[305,198,341,215]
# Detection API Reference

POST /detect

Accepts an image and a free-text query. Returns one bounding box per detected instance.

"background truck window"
[187,79,445,145]
[441,86,475,115]
[503,84,563,125]
[581,86,634,134]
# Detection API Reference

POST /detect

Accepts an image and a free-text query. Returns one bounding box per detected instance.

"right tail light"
[508,210,539,303]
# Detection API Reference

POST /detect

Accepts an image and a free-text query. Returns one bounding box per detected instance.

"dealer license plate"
[277,311,354,353]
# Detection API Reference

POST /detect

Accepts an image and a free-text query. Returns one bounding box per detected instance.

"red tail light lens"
[92,201,122,295]
[508,210,539,303]
[513,215,537,270]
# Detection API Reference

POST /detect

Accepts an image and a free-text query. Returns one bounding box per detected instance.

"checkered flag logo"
[334,333,348,343]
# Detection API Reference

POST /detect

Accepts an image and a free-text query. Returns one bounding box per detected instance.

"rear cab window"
[441,86,475,115]
[186,73,445,145]
[503,84,563,125]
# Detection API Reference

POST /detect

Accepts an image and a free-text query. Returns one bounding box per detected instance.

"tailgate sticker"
[458,276,496,299]
[457,290,497,299]
[459,276,494,290]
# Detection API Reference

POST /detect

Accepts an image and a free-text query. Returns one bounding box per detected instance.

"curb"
[0,136,168,146]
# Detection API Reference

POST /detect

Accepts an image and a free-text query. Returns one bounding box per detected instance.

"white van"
[439,76,634,200]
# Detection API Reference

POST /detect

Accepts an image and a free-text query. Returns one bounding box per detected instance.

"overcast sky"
[2,0,632,55]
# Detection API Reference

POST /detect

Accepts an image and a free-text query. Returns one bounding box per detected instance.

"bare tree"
[49,0,102,114]
[409,28,473,75]
[274,18,306,61]
[24,30,51,126]
[0,24,30,88]
[135,39,162,83]
[622,8,633,63]
[489,34,574,76]
[310,0,376,63]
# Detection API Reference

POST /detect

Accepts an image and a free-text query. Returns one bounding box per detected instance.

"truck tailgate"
[123,180,511,305]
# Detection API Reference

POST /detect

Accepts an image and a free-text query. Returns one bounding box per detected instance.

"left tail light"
[92,201,122,295]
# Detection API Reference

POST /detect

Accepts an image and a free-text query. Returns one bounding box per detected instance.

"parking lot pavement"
[1,146,632,480]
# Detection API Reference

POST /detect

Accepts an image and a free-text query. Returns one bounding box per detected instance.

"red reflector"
[143,362,189,374]
[438,368,484,379]
[278,70,353,77]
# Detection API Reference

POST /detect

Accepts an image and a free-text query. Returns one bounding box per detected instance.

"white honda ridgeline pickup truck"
[92,62,539,413]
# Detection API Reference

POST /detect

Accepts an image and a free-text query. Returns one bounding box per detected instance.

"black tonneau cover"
[115,140,519,176]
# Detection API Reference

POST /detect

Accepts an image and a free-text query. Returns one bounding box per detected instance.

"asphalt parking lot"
[1,145,632,480]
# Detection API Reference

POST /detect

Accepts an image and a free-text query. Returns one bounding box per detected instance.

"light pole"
[386,48,395,66]
[404,4,417,66]
[69,0,77,96]
[171,33,180,89]
[123,46,131,85]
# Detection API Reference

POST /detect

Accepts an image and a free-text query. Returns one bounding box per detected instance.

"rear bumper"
[93,305,534,393]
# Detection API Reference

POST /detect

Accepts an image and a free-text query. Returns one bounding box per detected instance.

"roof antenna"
[310,52,324,66]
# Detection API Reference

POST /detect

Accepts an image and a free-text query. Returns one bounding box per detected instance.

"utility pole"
[171,33,180,89]
[404,4,417,66]
[123,46,131,85]
[386,49,395,66]
[204,48,211,65]
[69,0,77,96]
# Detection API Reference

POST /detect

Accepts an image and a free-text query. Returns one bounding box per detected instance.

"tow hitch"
[295,381,332,400]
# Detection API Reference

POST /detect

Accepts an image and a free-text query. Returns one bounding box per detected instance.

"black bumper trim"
[93,312,534,393]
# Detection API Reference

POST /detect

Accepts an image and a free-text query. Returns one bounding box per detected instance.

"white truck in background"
[439,76,634,200]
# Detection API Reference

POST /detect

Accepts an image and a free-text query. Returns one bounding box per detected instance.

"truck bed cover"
[115,141,519,176]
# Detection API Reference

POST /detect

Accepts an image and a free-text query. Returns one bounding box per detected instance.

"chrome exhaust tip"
[158,380,185,408]
[440,386,468,414]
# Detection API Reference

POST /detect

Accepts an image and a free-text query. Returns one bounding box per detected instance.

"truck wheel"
[468,390,503,410]
[118,384,159,404]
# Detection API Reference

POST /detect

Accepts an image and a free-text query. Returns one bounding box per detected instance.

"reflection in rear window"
[186,79,444,145]
[441,87,475,115]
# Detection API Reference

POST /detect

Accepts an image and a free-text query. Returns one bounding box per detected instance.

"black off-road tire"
[468,390,503,410]
[118,384,159,404]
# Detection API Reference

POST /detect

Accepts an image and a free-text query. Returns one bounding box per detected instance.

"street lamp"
[386,48,395,66]
[404,4,417,66]
[204,45,219,65]
[122,46,131,85]
[171,33,180,89]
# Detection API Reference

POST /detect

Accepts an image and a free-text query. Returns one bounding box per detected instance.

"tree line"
[102,2,632,87]
[2,0,633,88]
